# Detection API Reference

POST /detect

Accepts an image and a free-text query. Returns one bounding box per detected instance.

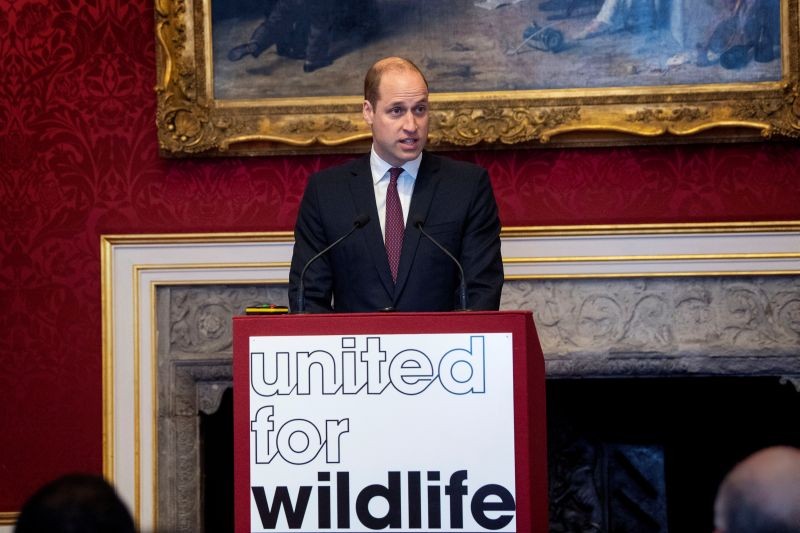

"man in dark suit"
[289,57,503,313]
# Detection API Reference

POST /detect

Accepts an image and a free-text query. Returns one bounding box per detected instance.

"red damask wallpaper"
[1,0,799,513]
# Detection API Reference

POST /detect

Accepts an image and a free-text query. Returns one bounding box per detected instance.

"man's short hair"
[364,57,429,107]
[15,474,136,533]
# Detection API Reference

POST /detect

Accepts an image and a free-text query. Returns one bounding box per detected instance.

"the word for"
[251,406,349,465]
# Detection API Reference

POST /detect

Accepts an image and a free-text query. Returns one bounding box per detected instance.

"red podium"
[234,311,547,532]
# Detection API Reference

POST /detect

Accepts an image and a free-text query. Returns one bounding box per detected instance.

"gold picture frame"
[155,0,800,157]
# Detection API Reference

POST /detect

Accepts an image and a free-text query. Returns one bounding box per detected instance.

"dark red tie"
[385,167,404,283]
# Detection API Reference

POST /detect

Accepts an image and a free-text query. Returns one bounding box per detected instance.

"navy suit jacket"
[288,152,503,313]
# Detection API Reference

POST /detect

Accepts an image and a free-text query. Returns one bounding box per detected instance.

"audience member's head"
[714,446,800,533]
[15,474,135,533]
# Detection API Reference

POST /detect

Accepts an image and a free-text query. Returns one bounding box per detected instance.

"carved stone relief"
[168,285,288,355]
[501,276,800,376]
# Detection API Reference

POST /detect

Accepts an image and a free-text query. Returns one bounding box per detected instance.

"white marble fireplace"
[102,223,800,532]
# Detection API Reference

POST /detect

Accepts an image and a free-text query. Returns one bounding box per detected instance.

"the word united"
[251,336,487,397]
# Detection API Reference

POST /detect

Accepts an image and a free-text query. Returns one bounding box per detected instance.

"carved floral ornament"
[155,0,800,157]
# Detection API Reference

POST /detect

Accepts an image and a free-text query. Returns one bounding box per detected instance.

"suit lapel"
[348,157,396,297]
[393,153,441,303]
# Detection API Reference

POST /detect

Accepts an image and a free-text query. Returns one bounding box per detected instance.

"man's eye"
[415,106,427,115]
[390,107,403,115]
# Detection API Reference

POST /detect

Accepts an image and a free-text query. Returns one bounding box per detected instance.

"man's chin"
[395,145,423,161]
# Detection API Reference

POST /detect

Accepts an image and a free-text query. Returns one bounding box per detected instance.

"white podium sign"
[247,333,516,532]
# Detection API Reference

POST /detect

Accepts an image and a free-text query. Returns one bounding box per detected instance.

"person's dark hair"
[364,57,428,107]
[15,474,136,533]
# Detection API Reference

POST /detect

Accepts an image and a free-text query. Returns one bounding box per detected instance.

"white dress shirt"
[369,147,422,239]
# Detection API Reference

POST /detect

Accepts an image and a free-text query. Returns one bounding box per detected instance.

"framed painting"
[155,0,800,156]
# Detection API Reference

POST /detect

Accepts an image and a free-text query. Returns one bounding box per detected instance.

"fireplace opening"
[200,376,800,533]
[548,375,800,533]
[201,387,234,533]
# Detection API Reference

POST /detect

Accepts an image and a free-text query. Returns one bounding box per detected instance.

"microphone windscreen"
[354,214,370,227]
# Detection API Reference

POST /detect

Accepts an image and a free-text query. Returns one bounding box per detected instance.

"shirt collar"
[369,146,422,185]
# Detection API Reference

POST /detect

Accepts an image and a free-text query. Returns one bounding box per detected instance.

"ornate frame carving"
[155,0,800,155]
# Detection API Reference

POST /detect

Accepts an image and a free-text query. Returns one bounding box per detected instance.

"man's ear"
[363,100,373,125]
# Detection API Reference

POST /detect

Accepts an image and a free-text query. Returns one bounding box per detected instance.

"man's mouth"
[400,138,418,146]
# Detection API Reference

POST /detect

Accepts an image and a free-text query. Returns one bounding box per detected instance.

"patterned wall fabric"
[1,0,799,511]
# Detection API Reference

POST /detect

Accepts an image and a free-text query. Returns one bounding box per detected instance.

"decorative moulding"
[155,0,800,156]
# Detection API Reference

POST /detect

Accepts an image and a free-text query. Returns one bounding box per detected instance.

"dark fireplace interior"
[202,376,800,533]
[201,388,235,533]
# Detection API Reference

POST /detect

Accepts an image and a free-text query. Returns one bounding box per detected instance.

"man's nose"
[402,111,417,132]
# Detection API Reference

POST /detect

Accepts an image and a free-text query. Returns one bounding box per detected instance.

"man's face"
[363,69,429,167]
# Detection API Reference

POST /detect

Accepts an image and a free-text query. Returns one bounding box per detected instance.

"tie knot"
[389,167,403,184]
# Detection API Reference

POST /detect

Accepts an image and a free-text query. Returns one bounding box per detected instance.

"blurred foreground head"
[15,474,135,533]
[714,446,800,533]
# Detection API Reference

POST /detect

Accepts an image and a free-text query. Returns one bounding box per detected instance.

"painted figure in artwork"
[226,0,380,73]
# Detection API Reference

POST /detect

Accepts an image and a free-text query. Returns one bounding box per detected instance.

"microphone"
[296,214,370,313]
[413,218,468,311]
